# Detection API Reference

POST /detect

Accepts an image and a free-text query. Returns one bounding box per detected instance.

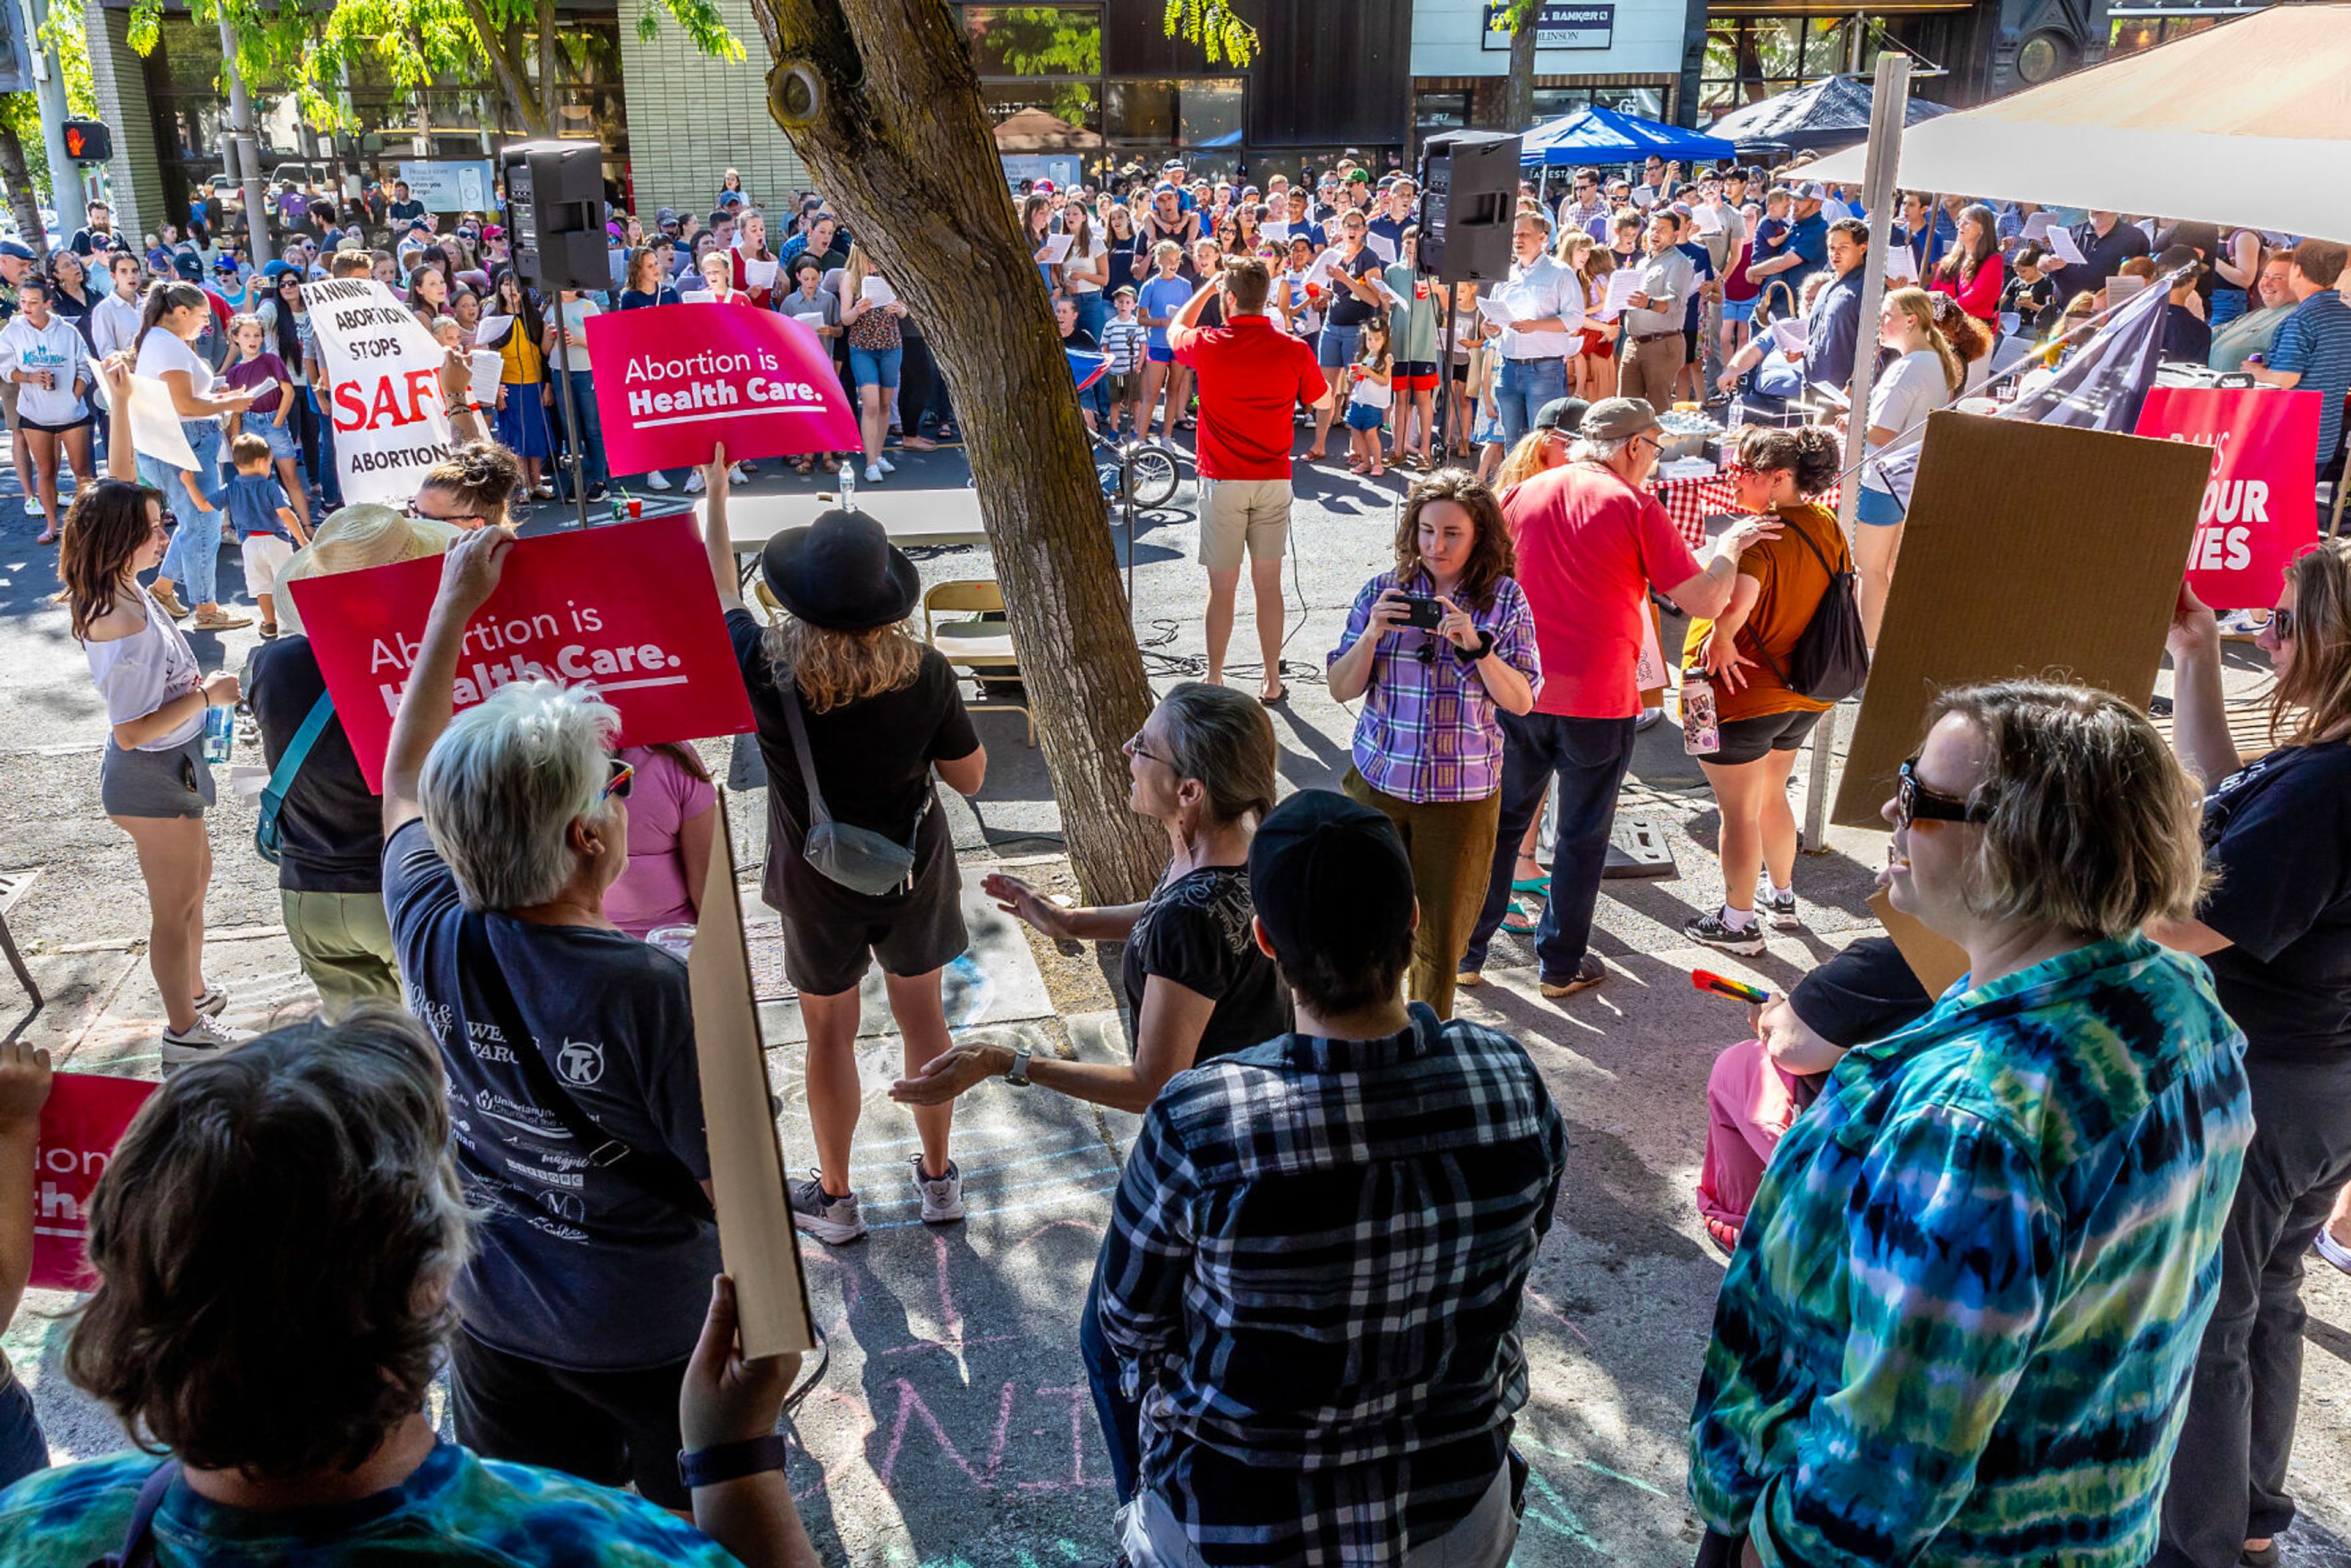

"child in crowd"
[1098,286,1148,438]
[429,315,463,353]
[1280,233,1326,347]
[0,1041,52,1490]
[2002,246,2058,336]
[225,431,309,639]
[220,313,309,531]
[1136,241,1193,440]
[1343,318,1394,478]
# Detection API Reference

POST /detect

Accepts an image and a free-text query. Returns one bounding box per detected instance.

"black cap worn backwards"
[1246,790,1415,972]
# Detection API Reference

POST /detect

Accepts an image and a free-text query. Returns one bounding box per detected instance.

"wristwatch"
[1003,1045,1033,1087]
[676,1433,789,1490]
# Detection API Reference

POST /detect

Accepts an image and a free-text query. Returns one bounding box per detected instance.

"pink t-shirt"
[604,744,718,938]
[1501,463,1703,719]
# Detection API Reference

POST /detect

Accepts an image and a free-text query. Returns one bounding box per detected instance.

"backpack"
[1744,518,1869,703]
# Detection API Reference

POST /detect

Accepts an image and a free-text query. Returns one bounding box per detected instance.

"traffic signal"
[61,121,111,162]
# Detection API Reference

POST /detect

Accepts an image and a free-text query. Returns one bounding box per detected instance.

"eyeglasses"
[602,758,634,801]
[1895,757,1993,828]
[404,501,484,526]
[1122,729,1176,768]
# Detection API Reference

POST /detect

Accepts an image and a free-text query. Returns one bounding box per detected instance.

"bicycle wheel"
[1126,442,1180,509]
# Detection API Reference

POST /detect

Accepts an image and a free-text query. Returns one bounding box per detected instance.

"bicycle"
[1092,428,1184,511]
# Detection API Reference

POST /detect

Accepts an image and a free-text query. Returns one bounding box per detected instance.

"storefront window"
[966,4,1104,77]
[1701,12,1957,110]
[1106,77,1244,146]
[983,80,1103,136]
[2108,13,2220,55]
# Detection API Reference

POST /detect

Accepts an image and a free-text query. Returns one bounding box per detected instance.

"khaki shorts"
[1198,477,1292,571]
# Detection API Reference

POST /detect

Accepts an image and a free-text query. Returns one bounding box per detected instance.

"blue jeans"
[1073,290,1108,343]
[1461,711,1637,983]
[850,345,903,389]
[148,419,225,606]
[1079,1248,1142,1504]
[1494,356,1567,452]
[558,369,607,491]
[309,386,342,509]
[0,1371,48,1490]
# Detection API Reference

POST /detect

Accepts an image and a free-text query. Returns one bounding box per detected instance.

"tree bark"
[1504,0,1539,132]
[0,119,46,250]
[744,0,1164,902]
[456,0,550,136]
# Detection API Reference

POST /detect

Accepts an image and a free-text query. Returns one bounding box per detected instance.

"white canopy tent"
[1807,4,2351,240]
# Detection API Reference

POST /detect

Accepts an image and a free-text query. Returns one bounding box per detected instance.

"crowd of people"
[0,144,2344,1568]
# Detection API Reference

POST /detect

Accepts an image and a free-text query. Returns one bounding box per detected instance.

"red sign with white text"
[2135,388,2320,610]
[287,514,755,792]
[584,302,860,475]
[31,1071,157,1292]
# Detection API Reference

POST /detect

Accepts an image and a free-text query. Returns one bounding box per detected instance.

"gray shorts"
[100,733,214,819]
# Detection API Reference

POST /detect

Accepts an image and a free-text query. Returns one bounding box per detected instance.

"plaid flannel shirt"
[1097,1003,1569,1566]
[1330,569,1542,804]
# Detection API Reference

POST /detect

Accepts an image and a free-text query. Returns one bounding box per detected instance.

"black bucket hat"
[759,507,920,631]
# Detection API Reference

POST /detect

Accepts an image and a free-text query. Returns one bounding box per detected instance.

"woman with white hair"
[375,527,722,1514]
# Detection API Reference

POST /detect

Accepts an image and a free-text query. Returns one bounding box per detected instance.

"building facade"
[1408,0,1693,152]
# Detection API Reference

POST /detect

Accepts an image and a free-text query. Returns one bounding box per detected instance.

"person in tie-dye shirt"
[0,1006,818,1568]
[1689,681,2252,1568]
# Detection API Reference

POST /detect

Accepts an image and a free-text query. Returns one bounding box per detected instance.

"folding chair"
[923,581,1035,746]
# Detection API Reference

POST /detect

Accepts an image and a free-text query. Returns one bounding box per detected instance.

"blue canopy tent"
[1519,107,1735,168]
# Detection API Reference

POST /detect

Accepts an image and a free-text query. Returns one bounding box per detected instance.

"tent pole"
[1802,51,1909,855]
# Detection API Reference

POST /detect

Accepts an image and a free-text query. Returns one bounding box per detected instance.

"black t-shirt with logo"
[2199,740,2351,1065]
[1120,866,1289,1067]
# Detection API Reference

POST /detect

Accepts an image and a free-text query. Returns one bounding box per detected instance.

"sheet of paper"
[127,374,199,470]
[473,312,512,343]
[1809,381,1851,411]
[1475,293,1519,327]
[2045,225,2088,266]
[861,275,898,308]
[1599,269,1643,317]
[467,349,503,410]
[1262,220,1289,245]
[1035,232,1074,265]
[1689,204,1723,236]
[743,255,779,290]
[2020,211,2053,243]
[679,289,716,303]
[1998,310,2022,337]
[1766,318,1809,354]
[2106,272,2149,304]
[1371,274,1409,309]
[1630,188,1657,209]
[1883,244,1919,283]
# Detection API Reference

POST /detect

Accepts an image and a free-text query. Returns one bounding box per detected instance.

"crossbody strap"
[258,691,336,829]
[1735,515,1851,686]
[773,667,836,829]
[91,1460,179,1568]
[456,911,714,1222]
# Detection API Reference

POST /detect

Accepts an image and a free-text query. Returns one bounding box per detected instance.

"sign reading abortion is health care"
[584,303,858,475]
[290,514,754,792]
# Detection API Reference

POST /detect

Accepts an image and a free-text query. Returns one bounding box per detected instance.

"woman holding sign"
[484,270,554,501]
[138,281,263,632]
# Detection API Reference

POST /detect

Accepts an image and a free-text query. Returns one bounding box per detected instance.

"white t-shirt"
[135,327,217,423]
[0,314,91,426]
[1861,348,1952,492]
[1062,232,1111,294]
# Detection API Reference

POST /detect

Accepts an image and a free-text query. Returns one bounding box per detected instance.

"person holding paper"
[485,269,555,500]
[1716,219,1869,412]
[2044,209,2150,303]
[841,245,909,484]
[1487,212,1586,453]
[134,282,262,630]
[727,209,781,310]
[1849,287,1965,644]
[1616,212,1694,415]
[0,1008,826,1568]
[1928,204,2005,323]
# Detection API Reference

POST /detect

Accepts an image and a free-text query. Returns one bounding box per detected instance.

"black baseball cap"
[1247,790,1415,971]
[1535,397,1588,433]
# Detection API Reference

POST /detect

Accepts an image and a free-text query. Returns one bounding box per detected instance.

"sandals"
[821,455,840,473]
[902,435,939,452]
[933,422,959,440]
[34,529,55,545]
[794,456,814,476]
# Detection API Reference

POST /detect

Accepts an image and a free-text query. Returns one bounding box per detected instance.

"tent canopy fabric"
[1806,4,2351,240]
[1521,106,1736,167]
[992,106,1100,151]
[1703,75,1952,154]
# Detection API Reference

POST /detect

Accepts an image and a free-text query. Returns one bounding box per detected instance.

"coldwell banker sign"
[584,304,859,474]
[1481,2,1614,48]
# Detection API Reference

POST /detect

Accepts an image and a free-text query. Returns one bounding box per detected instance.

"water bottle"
[201,703,233,764]
[1681,675,1720,757]
[837,463,857,511]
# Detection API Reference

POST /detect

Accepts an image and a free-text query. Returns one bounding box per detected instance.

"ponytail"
[137,280,208,351]
[1885,286,1964,398]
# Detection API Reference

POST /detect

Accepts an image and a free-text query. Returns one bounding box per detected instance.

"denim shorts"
[849,345,902,389]
[1344,401,1385,432]
[1855,482,1907,527]
[1318,322,1363,369]
[1722,299,1757,324]
[251,415,301,461]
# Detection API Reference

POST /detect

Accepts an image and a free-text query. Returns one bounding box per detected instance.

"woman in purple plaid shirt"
[1328,470,1541,1018]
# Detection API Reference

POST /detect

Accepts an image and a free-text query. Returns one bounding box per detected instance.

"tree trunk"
[743,0,1164,903]
[534,0,560,137]
[0,119,45,250]
[457,0,550,136]
[1504,0,1539,132]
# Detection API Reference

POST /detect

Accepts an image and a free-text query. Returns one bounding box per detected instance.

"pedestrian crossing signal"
[61,121,110,162]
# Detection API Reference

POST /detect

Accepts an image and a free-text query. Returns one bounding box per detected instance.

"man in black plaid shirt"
[1097,789,1569,1566]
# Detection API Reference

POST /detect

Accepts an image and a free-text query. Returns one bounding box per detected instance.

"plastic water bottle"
[201,704,233,764]
[646,925,696,959]
[837,463,857,511]
[1681,676,1720,757]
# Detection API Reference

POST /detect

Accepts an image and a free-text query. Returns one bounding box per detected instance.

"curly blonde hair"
[763,615,924,713]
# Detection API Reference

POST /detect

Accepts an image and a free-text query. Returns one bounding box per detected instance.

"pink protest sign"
[585,302,859,473]
[31,1071,157,1292]
[2136,388,2320,610]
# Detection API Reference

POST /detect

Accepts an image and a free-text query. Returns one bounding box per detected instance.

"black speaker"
[1417,131,1520,285]
[500,140,606,290]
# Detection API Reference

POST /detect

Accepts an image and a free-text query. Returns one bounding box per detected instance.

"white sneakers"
[162,1012,252,1066]
[644,470,672,491]
[911,1153,965,1224]
[864,464,886,484]
[684,470,707,494]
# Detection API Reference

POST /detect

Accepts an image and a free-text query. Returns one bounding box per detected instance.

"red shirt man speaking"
[1168,257,1330,703]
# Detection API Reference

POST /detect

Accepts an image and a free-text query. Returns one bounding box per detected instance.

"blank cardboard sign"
[1832,412,2212,828]
[689,793,817,1357]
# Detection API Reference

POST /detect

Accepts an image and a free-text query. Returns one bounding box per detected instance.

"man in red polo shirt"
[1168,256,1330,702]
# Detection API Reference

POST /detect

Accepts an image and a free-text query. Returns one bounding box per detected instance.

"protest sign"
[31,1071,157,1292]
[126,375,199,471]
[2136,387,2320,610]
[301,279,457,506]
[582,303,858,476]
[1832,413,2212,828]
[287,512,754,792]
[689,797,816,1357]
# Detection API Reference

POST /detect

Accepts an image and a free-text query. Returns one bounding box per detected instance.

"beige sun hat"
[274,503,463,636]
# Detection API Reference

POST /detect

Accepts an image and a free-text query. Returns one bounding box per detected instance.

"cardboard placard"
[689,795,816,1357]
[287,513,755,792]
[1831,413,2213,827]
[301,279,459,506]
[582,303,860,475]
[2135,387,2322,610]
[31,1071,159,1292]
[1869,887,1970,999]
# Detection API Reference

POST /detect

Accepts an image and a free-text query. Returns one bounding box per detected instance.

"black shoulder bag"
[1742,520,1870,704]
[457,911,714,1223]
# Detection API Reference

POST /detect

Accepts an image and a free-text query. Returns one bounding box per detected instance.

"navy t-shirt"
[1678,241,1716,330]
[2199,741,2351,1064]
[383,818,721,1370]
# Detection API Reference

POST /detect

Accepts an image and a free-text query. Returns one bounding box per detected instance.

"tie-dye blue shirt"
[0,1438,741,1566]
[1689,934,2252,1567]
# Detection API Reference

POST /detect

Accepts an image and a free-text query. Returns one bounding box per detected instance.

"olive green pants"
[1343,769,1502,1021]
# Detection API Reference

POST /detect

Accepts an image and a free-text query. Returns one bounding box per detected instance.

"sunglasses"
[602,757,634,801]
[2271,605,2297,639]
[1895,757,1993,828]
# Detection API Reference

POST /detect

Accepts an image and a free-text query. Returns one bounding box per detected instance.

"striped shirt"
[1097,1003,1569,1565]
[1689,935,2252,1568]
[1331,569,1541,804]
[1100,317,1150,376]
[2268,289,2351,463]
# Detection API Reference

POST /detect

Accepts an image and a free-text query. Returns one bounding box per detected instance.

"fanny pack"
[776,666,932,898]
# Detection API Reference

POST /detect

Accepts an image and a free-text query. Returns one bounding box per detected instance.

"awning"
[1805,4,2351,239]
[1520,105,1736,167]
[1702,75,1953,154]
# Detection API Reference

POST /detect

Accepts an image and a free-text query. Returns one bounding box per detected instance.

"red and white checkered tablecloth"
[1649,473,1843,550]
